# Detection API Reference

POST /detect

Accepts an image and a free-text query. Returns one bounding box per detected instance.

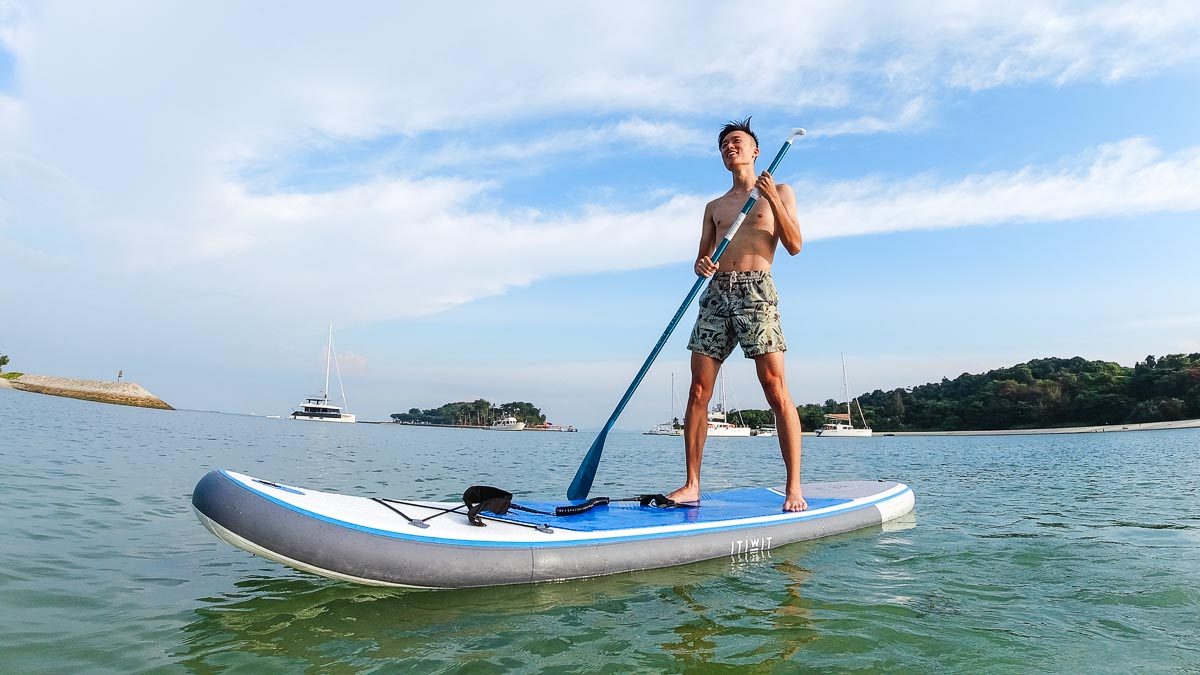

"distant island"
[392,399,547,427]
[730,354,1199,433]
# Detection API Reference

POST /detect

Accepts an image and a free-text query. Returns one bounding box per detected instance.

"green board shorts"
[687,270,787,361]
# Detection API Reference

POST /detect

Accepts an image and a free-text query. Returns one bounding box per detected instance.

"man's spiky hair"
[718,117,758,148]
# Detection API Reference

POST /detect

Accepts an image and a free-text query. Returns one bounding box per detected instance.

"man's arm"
[756,173,802,255]
[694,201,719,277]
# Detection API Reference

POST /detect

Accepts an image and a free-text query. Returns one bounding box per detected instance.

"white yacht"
[489,416,526,431]
[706,404,753,437]
[755,411,778,437]
[815,354,872,437]
[645,373,684,436]
[292,395,356,424]
[815,413,871,437]
[291,326,355,423]
[645,422,683,436]
[705,372,752,437]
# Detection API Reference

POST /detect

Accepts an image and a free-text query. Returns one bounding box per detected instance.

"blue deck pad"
[491,488,852,532]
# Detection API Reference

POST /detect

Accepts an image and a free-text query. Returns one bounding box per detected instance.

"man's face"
[719,131,759,170]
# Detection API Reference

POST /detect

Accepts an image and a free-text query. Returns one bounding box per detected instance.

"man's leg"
[754,351,807,511]
[667,351,722,504]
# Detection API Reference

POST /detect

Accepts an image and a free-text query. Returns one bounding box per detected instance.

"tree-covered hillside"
[391,399,546,427]
[734,354,1200,432]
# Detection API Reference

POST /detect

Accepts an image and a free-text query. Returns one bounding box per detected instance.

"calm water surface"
[2,389,1198,672]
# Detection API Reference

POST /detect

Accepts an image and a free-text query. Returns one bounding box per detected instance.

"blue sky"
[1,1,1198,429]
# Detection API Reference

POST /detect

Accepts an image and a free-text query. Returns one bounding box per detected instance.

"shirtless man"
[666,117,807,512]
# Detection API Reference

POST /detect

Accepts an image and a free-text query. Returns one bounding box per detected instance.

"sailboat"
[290,326,356,423]
[756,411,777,437]
[815,353,871,437]
[645,373,684,436]
[705,370,752,437]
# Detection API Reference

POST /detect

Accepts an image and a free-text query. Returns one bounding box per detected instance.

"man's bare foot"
[783,491,807,512]
[666,485,701,504]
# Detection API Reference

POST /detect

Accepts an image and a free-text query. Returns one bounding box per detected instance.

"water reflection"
[177,529,886,670]
[14,388,1197,671]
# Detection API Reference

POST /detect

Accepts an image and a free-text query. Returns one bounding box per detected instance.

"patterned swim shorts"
[687,270,786,361]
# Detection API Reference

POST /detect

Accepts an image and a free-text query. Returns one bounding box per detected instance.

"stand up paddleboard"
[192,470,914,589]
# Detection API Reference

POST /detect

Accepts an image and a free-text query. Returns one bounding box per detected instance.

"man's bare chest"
[713,196,773,234]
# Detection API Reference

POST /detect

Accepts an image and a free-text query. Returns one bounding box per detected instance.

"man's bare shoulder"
[702,193,732,220]
[707,189,748,209]
[705,193,730,210]
[710,182,793,202]
[773,182,797,205]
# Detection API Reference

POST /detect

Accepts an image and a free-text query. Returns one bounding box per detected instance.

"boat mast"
[331,328,350,412]
[718,369,727,419]
[324,324,333,401]
[841,353,851,426]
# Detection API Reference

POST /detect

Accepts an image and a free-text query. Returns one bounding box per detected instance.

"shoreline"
[5,374,173,410]
[874,418,1200,436]
[389,421,578,432]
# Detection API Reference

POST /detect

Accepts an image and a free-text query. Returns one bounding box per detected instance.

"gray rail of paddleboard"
[192,470,905,588]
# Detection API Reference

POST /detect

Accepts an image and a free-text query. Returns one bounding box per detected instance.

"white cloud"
[47,135,1198,337]
[418,118,712,173]
[4,2,1195,150]
[2,1,1199,333]
[937,2,1200,90]
[814,97,930,137]
[4,1,1200,429]
[336,350,368,375]
[126,172,707,325]
[0,94,23,144]
[797,138,1200,239]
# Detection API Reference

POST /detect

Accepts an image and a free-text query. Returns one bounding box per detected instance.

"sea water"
[1,388,1198,672]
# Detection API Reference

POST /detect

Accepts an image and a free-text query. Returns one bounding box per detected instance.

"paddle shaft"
[567,133,801,500]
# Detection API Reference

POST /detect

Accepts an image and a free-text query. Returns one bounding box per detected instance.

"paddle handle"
[567,130,804,500]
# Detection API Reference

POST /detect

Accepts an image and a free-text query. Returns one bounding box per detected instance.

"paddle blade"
[567,429,608,500]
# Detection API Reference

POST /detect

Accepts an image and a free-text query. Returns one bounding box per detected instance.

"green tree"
[798,404,827,432]
[797,354,1199,432]
[1159,397,1187,421]
[0,353,8,373]
[731,408,774,430]
[884,389,905,419]
[496,401,546,426]
[391,399,547,426]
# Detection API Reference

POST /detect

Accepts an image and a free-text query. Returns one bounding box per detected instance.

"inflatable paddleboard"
[192,470,914,589]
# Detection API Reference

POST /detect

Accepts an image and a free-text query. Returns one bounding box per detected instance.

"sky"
[1,1,1198,430]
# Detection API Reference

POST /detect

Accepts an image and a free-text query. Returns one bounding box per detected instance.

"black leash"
[372,487,686,531]
[462,486,683,526]
[371,498,431,529]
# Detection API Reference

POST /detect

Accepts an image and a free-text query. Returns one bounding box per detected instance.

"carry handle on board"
[567,128,807,500]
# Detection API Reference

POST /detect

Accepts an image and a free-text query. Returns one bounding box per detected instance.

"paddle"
[567,128,807,500]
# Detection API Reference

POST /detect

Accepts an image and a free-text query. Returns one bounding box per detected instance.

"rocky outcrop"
[8,374,173,410]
